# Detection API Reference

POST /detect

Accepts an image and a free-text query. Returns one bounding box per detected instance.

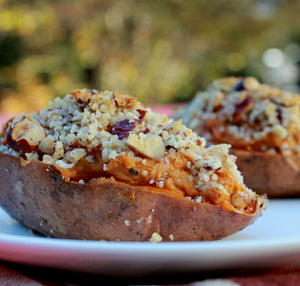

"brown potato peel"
[233,149,300,197]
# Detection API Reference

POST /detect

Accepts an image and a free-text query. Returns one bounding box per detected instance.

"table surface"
[1,260,300,286]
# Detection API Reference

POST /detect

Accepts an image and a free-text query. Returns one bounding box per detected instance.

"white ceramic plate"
[0,199,300,277]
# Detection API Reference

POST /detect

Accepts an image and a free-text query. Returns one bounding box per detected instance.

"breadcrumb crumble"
[176,77,300,156]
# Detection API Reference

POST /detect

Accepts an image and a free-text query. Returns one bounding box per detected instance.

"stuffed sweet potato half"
[176,77,300,197]
[0,89,266,241]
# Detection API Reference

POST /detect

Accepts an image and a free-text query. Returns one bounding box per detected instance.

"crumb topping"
[0,89,266,213]
[177,77,300,155]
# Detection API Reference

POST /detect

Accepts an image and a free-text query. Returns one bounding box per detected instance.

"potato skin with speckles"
[0,152,263,241]
[233,149,300,197]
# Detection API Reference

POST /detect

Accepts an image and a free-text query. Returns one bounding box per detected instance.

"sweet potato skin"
[233,149,300,198]
[0,152,261,241]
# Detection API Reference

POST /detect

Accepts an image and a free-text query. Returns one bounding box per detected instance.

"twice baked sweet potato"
[176,77,300,197]
[0,89,267,241]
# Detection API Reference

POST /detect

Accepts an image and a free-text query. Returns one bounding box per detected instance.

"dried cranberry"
[234,79,245,91]
[232,95,254,122]
[111,119,141,140]
[137,109,147,120]
[141,128,150,135]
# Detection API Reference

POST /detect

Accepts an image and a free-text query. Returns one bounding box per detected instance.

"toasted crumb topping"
[176,77,300,155]
[0,89,266,213]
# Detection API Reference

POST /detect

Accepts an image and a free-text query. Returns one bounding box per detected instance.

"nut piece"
[7,117,46,153]
[244,77,260,90]
[126,133,165,160]
[149,232,163,242]
[11,118,46,145]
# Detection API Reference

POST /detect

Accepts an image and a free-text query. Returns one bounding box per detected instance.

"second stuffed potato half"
[176,77,300,197]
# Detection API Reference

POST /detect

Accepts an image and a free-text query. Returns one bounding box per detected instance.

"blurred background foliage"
[0,0,300,114]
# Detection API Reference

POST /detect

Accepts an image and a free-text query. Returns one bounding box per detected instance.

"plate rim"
[1,201,300,275]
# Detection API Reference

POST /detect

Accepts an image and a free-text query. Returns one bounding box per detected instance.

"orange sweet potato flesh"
[232,149,300,197]
[0,152,263,241]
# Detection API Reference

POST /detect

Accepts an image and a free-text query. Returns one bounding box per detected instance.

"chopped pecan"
[126,133,165,160]
[6,117,46,154]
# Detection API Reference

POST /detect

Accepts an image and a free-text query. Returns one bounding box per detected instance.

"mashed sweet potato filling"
[55,151,255,214]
